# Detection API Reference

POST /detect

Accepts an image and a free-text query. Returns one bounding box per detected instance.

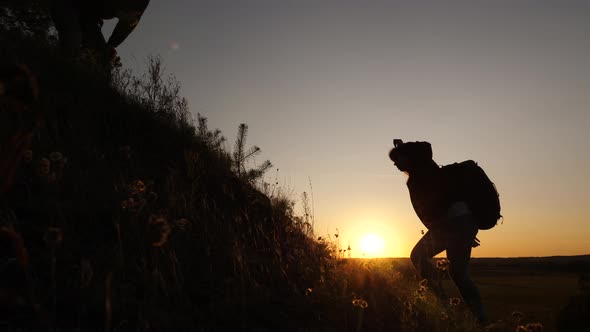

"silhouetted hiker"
[50,0,150,58]
[389,139,489,324]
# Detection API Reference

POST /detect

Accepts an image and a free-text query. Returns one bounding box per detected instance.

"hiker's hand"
[472,237,481,248]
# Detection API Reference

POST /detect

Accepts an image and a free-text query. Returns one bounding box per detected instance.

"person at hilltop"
[389,140,489,324]
[50,0,150,59]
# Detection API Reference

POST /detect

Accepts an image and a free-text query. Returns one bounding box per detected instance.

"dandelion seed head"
[436,258,449,271]
[148,191,158,203]
[39,157,50,175]
[148,215,171,247]
[176,218,190,230]
[404,301,412,310]
[414,290,426,302]
[419,279,428,288]
[47,172,57,184]
[43,227,63,247]
[49,151,63,162]
[512,311,524,320]
[525,323,543,332]
[119,145,131,159]
[23,150,33,163]
[80,259,93,287]
[130,180,146,194]
[352,298,368,309]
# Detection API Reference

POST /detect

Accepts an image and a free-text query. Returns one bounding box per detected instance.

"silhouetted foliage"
[0,0,53,38]
[232,123,272,183]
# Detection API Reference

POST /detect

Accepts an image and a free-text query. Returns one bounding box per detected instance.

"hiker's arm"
[106,12,142,48]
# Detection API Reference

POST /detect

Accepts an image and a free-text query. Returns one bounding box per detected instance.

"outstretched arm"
[106,12,142,48]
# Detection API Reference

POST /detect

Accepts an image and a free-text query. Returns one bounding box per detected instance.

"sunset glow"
[113,1,590,258]
[359,234,384,257]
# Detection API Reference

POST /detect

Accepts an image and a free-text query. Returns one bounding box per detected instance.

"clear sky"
[109,0,590,258]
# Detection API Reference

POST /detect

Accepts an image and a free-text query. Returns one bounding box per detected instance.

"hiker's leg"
[50,0,82,54]
[447,216,488,324]
[411,229,446,296]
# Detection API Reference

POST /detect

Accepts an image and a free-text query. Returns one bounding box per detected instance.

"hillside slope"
[1,30,334,331]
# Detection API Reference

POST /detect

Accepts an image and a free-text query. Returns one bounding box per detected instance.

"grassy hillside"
[0,27,341,331]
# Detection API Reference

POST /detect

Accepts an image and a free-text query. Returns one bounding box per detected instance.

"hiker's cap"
[389,141,433,163]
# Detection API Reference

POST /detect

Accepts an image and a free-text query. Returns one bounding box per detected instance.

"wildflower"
[404,301,415,316]
[121,197,137,210]
[129,180,146,195]
[436,258,449,271]
[44,227,63,247]
[80,259,93,288]
[49,151,66,172]
[175,218,190,230]
[136,180,146,194]
[39,157,50,175]
[147,191,158,203]
[404,301,413,310]
[524,323,543,332]
[512,311,524,321]
[23,150,33,163]
[118,145,131,160]
[449,297,461,306]
[440,311,449,321]
[147,215,171,247]
[413,289,426,302]
[49,151,63,162]
[352,298,368,309]
[419,279,428,289]
[47,172,57,184]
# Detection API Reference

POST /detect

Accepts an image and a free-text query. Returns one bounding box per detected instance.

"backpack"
[442,160,501,230]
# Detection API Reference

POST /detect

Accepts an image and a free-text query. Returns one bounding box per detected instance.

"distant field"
[444,273,579,331]
[373,256,588,331]
[382,255,589,331]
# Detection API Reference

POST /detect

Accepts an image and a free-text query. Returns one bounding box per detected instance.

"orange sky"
[112,1,590,257]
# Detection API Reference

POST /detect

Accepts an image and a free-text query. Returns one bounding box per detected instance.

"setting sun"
[359,234,385,257]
